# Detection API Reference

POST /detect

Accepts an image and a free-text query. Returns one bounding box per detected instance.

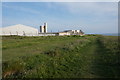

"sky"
[2,2,118,34]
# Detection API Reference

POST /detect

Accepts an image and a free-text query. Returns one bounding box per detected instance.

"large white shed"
[0,24,38,36]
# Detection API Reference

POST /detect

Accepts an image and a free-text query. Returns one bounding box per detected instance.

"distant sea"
[101,33,120,36]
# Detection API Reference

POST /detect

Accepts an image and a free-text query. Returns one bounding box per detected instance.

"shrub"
[44,48,60,57]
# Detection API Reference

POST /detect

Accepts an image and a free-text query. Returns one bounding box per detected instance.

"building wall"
[58,32,70,36]
[38,33,56,36]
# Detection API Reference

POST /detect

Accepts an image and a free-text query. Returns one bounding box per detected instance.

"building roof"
[1,24,38,35]
[2,24,37,30]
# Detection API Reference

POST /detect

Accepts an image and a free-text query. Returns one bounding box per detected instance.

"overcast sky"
[2,2,118,34]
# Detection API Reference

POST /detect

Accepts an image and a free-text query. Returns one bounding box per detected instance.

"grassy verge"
[2,35,120,78]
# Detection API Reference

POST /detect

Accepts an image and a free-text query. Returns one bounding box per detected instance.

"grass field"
[2,35,120,78]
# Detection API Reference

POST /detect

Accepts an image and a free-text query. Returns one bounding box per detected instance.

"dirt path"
[79,37,117,78]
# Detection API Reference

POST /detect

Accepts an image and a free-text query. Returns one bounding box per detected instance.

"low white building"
[0,24,38,36]
[57,30,85,36]
[57,32,70,36]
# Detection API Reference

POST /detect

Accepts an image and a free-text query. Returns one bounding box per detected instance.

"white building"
[44,23,47,33]
[0,24,38,36]
[57,30,85,36]
[40,23,47,33]
[40,25,45,33]
[0,23,85,36]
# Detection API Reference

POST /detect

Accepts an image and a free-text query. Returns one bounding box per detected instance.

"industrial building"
[0,24,38,36]
[0,22,85,36]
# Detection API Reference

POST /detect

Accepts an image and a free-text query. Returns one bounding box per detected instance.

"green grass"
[2,35,120,78]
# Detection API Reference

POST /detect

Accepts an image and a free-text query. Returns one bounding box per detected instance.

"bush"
[44,48,60,57]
